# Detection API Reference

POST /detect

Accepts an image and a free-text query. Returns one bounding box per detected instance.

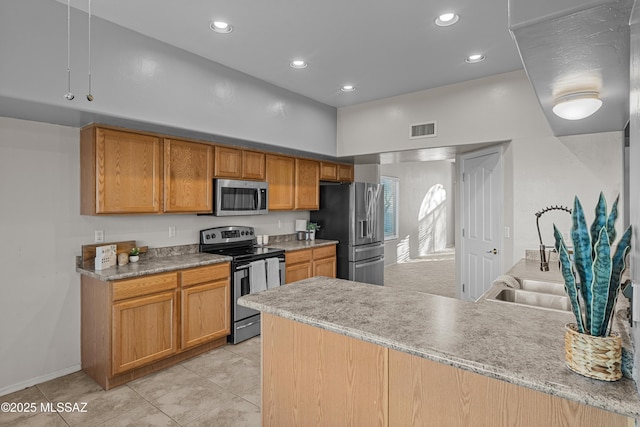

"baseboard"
[0,364,81,397]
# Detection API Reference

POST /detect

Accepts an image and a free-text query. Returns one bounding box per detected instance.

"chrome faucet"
[535,205,572,271]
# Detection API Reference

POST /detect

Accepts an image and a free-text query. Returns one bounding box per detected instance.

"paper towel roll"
[295,219,307,231]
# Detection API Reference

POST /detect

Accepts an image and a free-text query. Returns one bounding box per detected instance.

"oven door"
[233,266,260,323]
[230,257,285,344]
[214,179,268,216]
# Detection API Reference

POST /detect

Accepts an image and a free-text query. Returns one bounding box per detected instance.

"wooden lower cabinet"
[112,291,178,375]
[181,272,230,349]
[285,249,313,284]
[81,262,231,390]
[285,245,336,284]
[261,314,633,427]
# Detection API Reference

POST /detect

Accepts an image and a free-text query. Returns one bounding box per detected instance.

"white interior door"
[460,147,503,300]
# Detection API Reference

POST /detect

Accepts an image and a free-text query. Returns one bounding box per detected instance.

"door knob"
[486,248,498,255]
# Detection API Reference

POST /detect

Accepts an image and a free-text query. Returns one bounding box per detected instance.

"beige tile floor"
[2,255,456,427]
[0,337,262,427]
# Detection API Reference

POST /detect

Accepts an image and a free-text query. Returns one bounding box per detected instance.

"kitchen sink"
[519,279,566,296]
[492,288,571,312]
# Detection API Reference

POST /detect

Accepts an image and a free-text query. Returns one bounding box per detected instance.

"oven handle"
[237,321,259,330]
[235,259,285,270]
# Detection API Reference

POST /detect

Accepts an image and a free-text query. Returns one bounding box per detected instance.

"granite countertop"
[268,239,338,252]
[76,253,232,281]
[239,276,640,419]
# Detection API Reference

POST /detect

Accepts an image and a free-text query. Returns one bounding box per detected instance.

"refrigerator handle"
[354,255,385,269]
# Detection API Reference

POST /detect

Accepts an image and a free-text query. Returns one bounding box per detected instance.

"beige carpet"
[384,249,457,299]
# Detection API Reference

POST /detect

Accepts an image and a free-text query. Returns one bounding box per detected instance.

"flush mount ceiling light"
[435,12,459,26]
[290,60,308,69]
[210,21,232,33]
[341,85,356,92]
[465,54,485,63]
[552,91,603,120]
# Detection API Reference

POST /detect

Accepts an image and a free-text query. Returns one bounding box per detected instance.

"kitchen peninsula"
[239,277,640,427]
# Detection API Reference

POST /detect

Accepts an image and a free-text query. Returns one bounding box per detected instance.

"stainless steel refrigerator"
[311,182,385,285]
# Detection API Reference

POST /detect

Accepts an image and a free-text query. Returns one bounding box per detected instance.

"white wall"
[0,0,336,156]
[380,160,455,265]
[338,71,624,267]
[0,116,309,395]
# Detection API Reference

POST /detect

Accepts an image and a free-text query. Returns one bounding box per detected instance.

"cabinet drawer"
[181,263,230,287]
[113,272,178,301]
[286,249,313,265]
[313,245,336,260]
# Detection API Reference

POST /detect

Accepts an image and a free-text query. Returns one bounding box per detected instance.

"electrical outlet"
[278,220,282,229]
[169,226,176,237]
[94,230,104,243]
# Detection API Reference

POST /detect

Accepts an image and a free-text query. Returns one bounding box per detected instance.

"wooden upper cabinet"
[295,158,320,210]
[266,154,296,210]
[242,150,266,180]
[320,162,338,181]
[337,163,354,182]
[164,139,213,213]
[320,161,354,182]
[214,146,243,178]
[81,126,162,215]
[214,146,266,180]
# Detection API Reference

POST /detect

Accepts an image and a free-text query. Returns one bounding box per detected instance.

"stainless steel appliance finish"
[311,182,385,285]
[212,179,268,216]
[199,226,285,344]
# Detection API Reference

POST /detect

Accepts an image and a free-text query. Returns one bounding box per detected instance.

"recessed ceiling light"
[210,21,232,34]
[290,60,308,69]
[465,54,485,63]
[341,85,356,92]
[435,12,459,26]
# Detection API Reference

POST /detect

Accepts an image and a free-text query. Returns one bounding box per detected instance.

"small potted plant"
[306,223,319,241]
[553,192,632,381]
[129,247,140,263]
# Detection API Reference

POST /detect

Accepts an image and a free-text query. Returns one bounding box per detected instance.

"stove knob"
[206,234,210,240]
[211,233,216,239]
[249,230,254,235]
[241,231,245,235]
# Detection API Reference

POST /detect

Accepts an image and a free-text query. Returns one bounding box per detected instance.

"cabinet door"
[214,146,242,178]
[320,162,338,181]
[182,279,230,349]
[112,291,178,375]
[337,164,354,182]
[95,128,162,214]
[295,159,320,210]
[286,262,313,284]
[164,139,213,213]
[266,155,296,210]
[313,257,336,278]
[286,249,313,284]
[242,150,266,180]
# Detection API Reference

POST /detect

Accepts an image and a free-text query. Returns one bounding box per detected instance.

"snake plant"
[553,193,632,337]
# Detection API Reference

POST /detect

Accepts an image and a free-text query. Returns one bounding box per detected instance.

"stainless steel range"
[199,226,285,344]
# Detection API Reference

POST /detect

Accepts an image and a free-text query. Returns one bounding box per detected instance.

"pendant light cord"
[67,0,71,91]
[87,0,92,99]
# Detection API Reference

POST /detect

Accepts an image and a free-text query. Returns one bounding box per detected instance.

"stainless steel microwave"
[213,179,268,216]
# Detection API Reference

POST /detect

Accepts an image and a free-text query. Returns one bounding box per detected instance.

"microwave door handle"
[255,189,260,210]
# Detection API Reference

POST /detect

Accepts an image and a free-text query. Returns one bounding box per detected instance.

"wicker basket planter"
[564,323,622,381]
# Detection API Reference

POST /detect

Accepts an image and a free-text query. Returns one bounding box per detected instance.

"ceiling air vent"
[409,121,437,139]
